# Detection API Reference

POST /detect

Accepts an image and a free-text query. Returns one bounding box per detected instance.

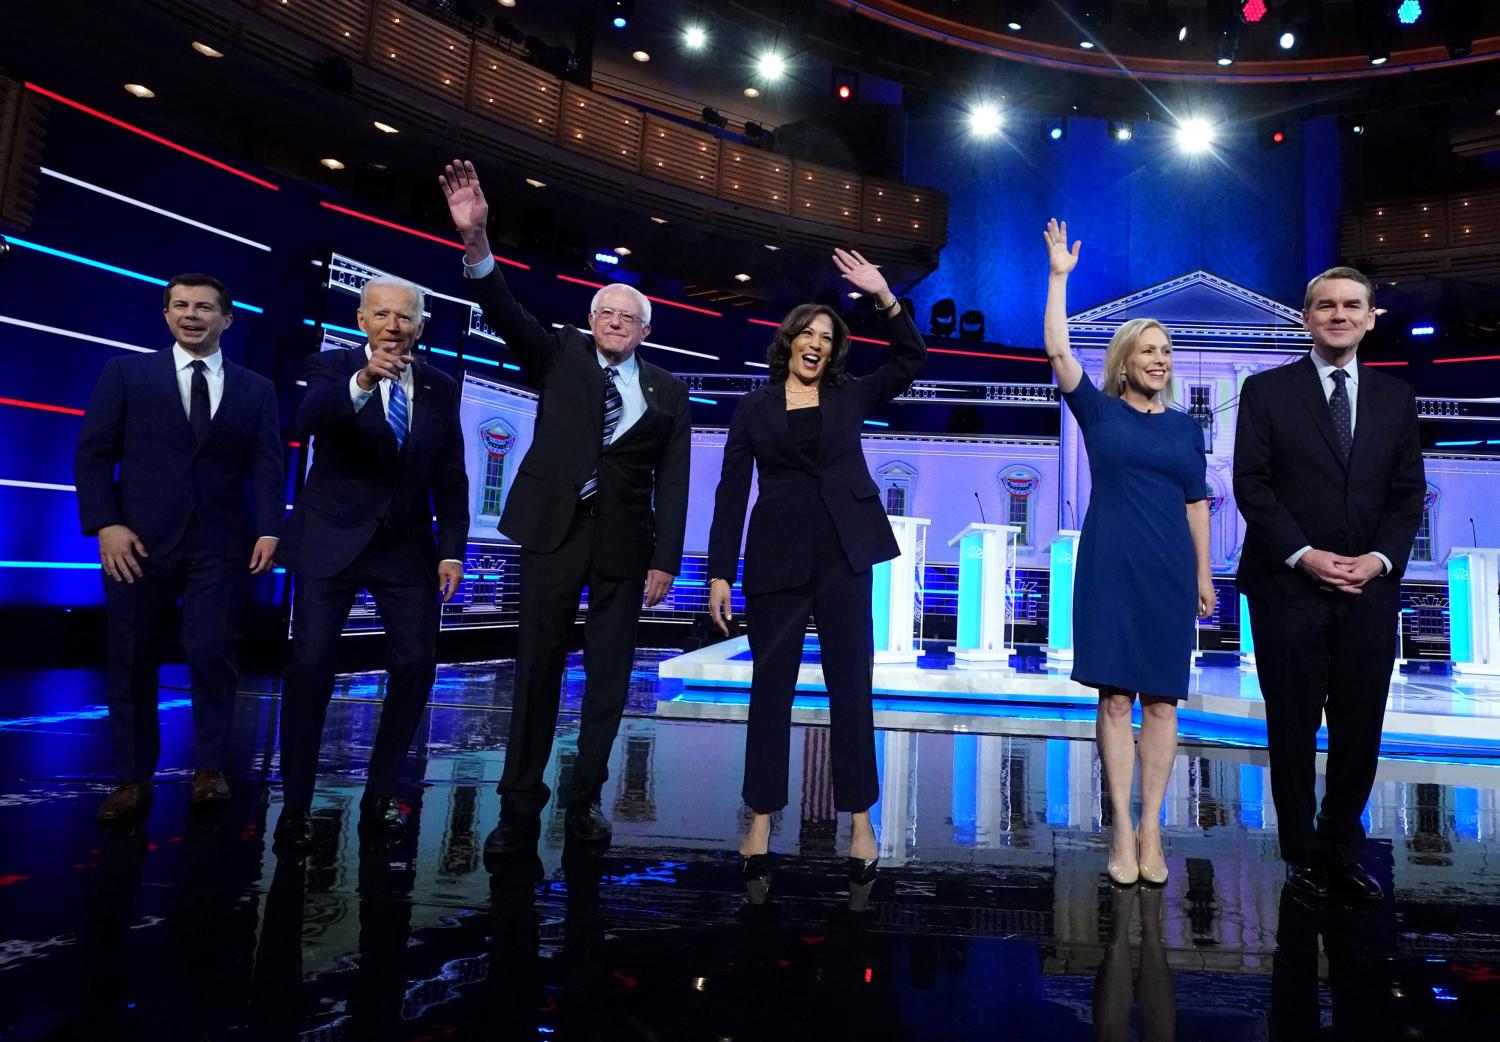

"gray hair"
[589,283,651,327]
[360,274,427,317]
[1101,317,1175,407]
[1303,266,1375,312]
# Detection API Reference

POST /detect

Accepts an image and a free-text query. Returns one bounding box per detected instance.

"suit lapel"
[1346,363,1378,474]
[157,348,195,443]
[201,357,245,449]
[404,360,432,458]
[1294,355,1348,471]
[602,358,656,454]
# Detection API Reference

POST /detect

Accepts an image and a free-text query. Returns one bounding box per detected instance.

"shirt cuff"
[439,558,463,566]
[1369,551,1393,575]
[1286,545,1312,569]
[349,372,374,411]
[463,254,495,279]
[256,536,280,542]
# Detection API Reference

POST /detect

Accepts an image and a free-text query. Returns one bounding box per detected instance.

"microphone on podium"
[1472,517,1480,548]
[1066,499,1076,529]
[974,491,987,524]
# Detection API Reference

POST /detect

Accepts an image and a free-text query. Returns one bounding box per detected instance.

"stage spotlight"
[1043,115,1068,142]
[1359,0,1394,64]
[1208,0,1241,64]
[1240,0,1267,21]
[1002,0,1038,31]
[930,298,957,337]
[744,121,769,146]
[1131,0,1187,46]
[1396,1,1423,25]
[1280,30,1296,48]
[1175,118,1216,153]
[1261,120,1288,147]
[1108,119,1134,142]
[603,0,633,30]
[683,25,707,50]
[832,68,859,102]
[757,52,786,80]
[701,106,727,129]
[967,102,1003,138]
[959,310,986,342]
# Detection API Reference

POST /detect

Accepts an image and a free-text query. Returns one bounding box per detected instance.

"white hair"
[360,274,427,317]
[589,283,651,327]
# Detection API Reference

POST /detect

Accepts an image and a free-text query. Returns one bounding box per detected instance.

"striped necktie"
[388,378,409,450]
[579,365,621,500]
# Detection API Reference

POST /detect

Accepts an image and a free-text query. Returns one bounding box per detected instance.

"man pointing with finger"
[440,160,690,854]
[274,275,470,850]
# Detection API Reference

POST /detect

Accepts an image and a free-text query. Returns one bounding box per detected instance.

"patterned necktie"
[388,377,409,450]
[579,366,622,500]
[1328,368,1352,462]
[188,359,211,445]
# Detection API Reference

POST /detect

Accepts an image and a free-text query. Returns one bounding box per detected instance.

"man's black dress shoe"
[565,799,612,845]
[1330,861,1383,904]
[1285,861,1330,900]
[274,811,314,852]
[484,814,541,856]
[359,795,406,836]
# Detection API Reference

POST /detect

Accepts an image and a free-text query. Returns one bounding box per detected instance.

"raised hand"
[833,248,892,303]
[438,160,489,243]
[1044,218,1081,277]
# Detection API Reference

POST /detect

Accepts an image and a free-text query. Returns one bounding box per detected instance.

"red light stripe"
[0,874,28,886]
[0,396,85,416]
[850,335,890,346]
[287,441,303,448]
[1363,360,1409,367]
[555,274,723,317]
[25,83,280,191]
[746,318,1046,362]
[747,318,780,328]
[1433,354,1500,364]
[317,203,531,269]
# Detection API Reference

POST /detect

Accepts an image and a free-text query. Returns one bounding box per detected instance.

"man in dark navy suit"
[274,275,470,850]
[75,274,284,822]
[440,161,690,853]
[1235,266,1425,904]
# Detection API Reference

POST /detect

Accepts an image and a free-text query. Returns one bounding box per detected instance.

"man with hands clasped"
[440,160,690,856]
[75,274,284,822]
[1234,266,1425,904]
[274,275,470,850]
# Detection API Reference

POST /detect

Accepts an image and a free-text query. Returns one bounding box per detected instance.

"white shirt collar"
[1310,350,1358,387]
[173,343,223,373]
[597,349,639,385]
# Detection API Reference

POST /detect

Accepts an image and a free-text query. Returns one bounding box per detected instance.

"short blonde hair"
[1100,318,1174,406]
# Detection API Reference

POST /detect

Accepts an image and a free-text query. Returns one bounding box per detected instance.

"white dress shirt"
[349,344,416,427]
[1286,352,1391,575]
[173,343,224,418]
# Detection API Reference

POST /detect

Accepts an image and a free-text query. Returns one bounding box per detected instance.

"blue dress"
[1063,376,1208,699]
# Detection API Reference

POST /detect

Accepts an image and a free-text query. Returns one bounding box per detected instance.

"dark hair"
[163,273,232,314]
[1303,266,1375,312]
[766,303,851,386]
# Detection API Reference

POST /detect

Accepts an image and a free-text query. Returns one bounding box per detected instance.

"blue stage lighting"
[613,16,627,29]
[1411,324,1436,336]
[1042,115,1067,142]
[1397,1,1423,25]
[593,251,620,266]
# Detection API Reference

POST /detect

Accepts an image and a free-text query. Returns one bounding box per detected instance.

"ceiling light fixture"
[123,83,155,98]
[743,87,761,98]
[525,178,546,188]
[683,25,707,50]
[373,120,399,133]
[191,41,224,58]
[734,273,752,282]
[632,50,650,62]
[757,53,786,80]
[320,158,345,170]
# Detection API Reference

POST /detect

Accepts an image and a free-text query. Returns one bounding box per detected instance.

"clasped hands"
[1297,548,1384,594]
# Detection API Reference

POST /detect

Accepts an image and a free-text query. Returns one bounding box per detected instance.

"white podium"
[1238,593,1257,672]
[947,522,1022,668]
[1448,548,1500,677]
[872,515,929,663]
[1044,530,1081,664]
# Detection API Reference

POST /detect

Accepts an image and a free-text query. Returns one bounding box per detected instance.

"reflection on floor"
[2,657,1499,1039]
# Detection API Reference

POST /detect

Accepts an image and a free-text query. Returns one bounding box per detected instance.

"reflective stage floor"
[3,656,1500,1040]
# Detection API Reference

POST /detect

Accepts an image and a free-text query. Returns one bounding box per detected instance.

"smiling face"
[588,286,650,361]
[358,284,424,359]
[163,284,232,355]
[789,312,835,386]
[1303,277,1375,362]
[1120,327,1173,400]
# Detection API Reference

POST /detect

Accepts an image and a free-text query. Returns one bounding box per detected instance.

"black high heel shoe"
[741,852,773,905]
[846,857,879,912]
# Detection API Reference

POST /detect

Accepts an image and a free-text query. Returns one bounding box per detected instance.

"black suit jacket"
[707,308,927,596]
[1233,354,1425,614]
[74,348,283,558]
[469,268,690,580]
[279,348,470,580]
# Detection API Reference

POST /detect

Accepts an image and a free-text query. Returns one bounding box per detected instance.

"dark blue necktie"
[580,366,621,500]
[388,378,409,450]
[188,359,211,445]
[1328,368,1352,462]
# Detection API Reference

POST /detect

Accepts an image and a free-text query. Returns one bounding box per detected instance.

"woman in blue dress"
[1043,219,1216,887]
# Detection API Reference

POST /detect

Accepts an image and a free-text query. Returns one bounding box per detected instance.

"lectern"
[1448,548,1500,677]
[1045,530,1081,664]
[872,516,930,663]
[947,523,1022,668]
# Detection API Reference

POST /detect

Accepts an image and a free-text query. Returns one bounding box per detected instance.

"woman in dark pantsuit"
[707,249,926,906]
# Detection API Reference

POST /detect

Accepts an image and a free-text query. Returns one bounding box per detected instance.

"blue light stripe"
[426,346,459,357]
[462,353,500,366]
[502,362,522,371]
[863,419,890,427]
[7,237,264,312]
[0,561,285,573]
[688,395,717,405]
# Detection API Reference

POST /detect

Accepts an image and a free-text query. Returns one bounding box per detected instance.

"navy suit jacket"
[279,347,470,580]
[1233,354,1426,614]
[74,347,284,558]
[707,308,927,595]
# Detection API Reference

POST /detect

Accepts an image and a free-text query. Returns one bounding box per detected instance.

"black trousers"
[500,505,645,816]
[279,534,438,815]
[742,512,878,815]
[102,525,243,782]
[1248,595,1397,865]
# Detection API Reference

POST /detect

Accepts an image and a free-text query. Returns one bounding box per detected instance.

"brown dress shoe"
[97,782,153,822]
[190,771,231,805]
